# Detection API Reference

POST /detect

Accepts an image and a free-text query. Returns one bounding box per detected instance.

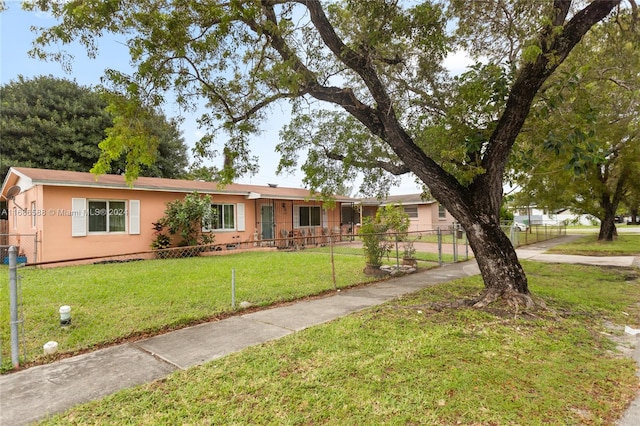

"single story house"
[1,167,357,264]
[512,206,598,226]
[358,193,456,233]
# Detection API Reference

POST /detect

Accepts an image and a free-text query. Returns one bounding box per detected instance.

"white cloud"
[443,50,476,76]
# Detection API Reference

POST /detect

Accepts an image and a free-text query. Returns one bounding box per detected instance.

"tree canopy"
[513,13,640,240]
[21,0,635,306]
[0,75,189,180]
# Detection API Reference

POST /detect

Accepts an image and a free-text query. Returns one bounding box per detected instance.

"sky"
[0,3,473,195]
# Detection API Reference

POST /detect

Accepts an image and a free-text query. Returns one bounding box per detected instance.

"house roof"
[359,193,437,206]
[1,167,357,203]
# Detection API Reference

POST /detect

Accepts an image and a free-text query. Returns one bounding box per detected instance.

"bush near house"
[151,192,215,253]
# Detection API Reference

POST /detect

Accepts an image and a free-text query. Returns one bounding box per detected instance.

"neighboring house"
[0,167,357,264]
[513,206,598,226]
[359,193,456,232]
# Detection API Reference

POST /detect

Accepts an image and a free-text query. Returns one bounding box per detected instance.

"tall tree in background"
[0,75,189,179]
[23,0,630,307]
[513,13,640,241]
[624,180,640,224]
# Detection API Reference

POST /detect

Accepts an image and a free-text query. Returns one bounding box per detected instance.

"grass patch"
[0,251,383,369]
[548,234,640,256]
[39,262,640,425]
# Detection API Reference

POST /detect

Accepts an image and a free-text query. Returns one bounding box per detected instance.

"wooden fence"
[0,219,7,245]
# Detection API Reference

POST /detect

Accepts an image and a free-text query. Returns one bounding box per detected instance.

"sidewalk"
[1,236,638,425]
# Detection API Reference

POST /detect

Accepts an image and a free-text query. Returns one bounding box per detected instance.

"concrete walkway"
[1,235,639,425]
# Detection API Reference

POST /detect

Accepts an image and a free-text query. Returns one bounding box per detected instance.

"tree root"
[410,288,554,319]
[471,288,535,310]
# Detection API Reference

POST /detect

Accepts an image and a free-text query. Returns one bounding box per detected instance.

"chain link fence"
[501,224,567,248]
[23,227,469,267]
[1,233,37,266]
[1,224,565,370]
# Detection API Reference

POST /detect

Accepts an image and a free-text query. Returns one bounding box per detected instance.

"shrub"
[152,192,216,249]
[358,204,410,267]
[359,218,391,267]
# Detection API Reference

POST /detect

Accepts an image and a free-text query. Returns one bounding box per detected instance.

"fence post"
[394,233,400,269]
[509,225,516,248]
[33,233,38,263]
[9,246,20,368]
[330,235,337,291]
[452,224,458,262]
[231,268,236,309]
[437,227,442,267]
[464,231,469,260]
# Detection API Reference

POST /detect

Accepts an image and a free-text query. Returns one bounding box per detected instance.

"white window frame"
[204,203,245,232]
[71,198,139,236]
[87,199,128,234]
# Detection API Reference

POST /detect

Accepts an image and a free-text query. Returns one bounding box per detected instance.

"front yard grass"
[548,234,640,256]
[38,261,640,425]
[0,250,384,370]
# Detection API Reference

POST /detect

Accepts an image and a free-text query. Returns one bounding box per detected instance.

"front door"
[261,205,274,240]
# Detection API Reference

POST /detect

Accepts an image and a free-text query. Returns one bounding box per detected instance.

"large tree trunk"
[597,170,626,241]
[457,212,531,308]
[598,196,618,241]
[598,218,617,241]
[308,0,619,306]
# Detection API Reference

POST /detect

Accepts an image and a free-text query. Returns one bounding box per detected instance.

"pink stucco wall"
[39,186,179,262]
[4,182,43,261]
[7,183,344,264]
[360,202,455,233]
[422,203,456,231]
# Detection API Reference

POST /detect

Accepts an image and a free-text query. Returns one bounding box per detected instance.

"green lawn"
[567,225,640,234]
[37,261,640,425]
[0,251,386,369]
[548,234,640,256]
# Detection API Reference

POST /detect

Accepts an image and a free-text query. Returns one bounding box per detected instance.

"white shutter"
[293,205,300,229]
[129,200,140,235]
[71,198,86,237]
[236,203,245,231]
[323,208,328,227]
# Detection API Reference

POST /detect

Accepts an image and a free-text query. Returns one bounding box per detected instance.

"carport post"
[9,246,20,368]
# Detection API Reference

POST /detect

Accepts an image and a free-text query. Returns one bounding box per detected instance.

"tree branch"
[302,0,393,110]
[479,0,620,208]
[253,0,388,138]
[300,0,470,206]
[323,149,410,176]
